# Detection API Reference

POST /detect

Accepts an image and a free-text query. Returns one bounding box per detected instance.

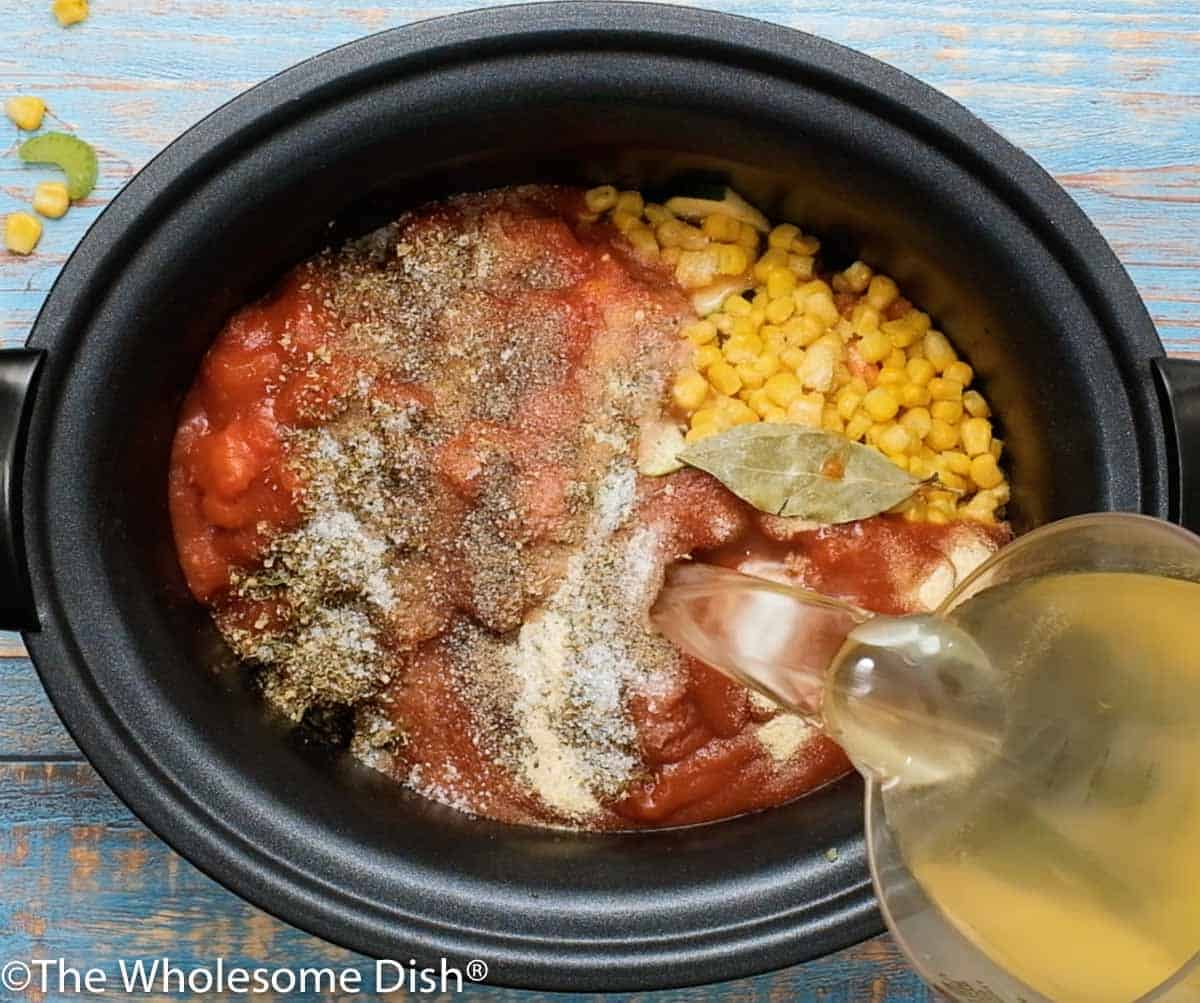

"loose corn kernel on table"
[1,2,1197,1000]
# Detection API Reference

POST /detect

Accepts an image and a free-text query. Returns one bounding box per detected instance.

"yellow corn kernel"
[863,386,900,422]
[884,348,907,370]
[675,248,719,289]
[643,203,674,226]
[901,500,927,521]
[909,455,934,480]
[708,361,742,396]
[877,368,906,388]
[899,406,932,440]
[961,417,993,456]
[766,267,797,298]
[749,306,768,327]
[753,353,782,380]
[990,437,1004,461]
[970,453,1004,489]
[5,212,42,255]
[879,424,912,457]
[929,377,964,401]
[922,330,957,371]
[963,390,990,418]
[944,360,974,387]
[783,315,824,348]
[753,248,789,282]
[882,315,925,349]
[724,333,764,364]
[930,400,964,424]
[762,327,788,355]
[942,451,972,476]
[927,492,957,517]
[703,213,742,241]
[865,274,899,310]
[926,507,951,525]
[694,344,723,370]
[788,254,816,280]
[736,363,765,390]
[900,383,932,408]
[657,219,708,250]
[687,408,724,441]
[796,279,833,299]
[5,96,47,131]
[961,488,1002,521]
[615,190,644,216]
[787,394,824,428]
[724,294,753,317]
[747,388,774,417]
[765,372,804,408]
[716,243,750,276]
[819,407,843,434]
[53,0,89,26]
[939,470,969,493]
[781,347,806,372]
[836,261,872,296]
[662,246,682,267]
[727,400,759,425]
[985,482,1011,506]
[851,303,881,337]
[764,405,790,423]
[834,361,853,386]
[584,185,618,213]
[612,209,641,233]
[32,180,70,219]
[845,411,873,442]
[793,234,821,255]
[764,295,795,325]
[836,387,863,421]
[768,223,801,249]
[849,376,869,395]
[803,291,840,328]
[927,418,959,451]
[626,224,659,259]
[731,318,760,343]
[672,369,709,411]
[798,339,839,392]
[905,357,936,386]
[857,329,891,364]
[684,319,718,345]
[737,222,760,249]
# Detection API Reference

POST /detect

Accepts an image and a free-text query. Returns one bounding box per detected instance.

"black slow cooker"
[2,3,1198,991]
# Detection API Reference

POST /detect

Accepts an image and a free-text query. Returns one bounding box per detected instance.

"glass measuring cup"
[651,513,1200,1003]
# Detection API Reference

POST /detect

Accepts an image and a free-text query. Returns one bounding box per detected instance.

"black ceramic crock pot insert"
[1,3,1199,991]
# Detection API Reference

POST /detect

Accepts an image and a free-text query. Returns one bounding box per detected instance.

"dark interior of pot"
[24,39,1159,989]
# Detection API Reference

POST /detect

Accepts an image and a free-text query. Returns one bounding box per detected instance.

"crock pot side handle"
[1153,357,1200,534]
[0,349,44,631]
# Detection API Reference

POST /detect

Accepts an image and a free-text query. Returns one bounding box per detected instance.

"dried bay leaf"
[678,424,923,523]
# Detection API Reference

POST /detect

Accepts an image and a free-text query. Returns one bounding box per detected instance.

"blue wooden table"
[1,2,1196,999]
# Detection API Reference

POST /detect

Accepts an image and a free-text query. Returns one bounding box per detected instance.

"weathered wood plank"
[0,658,80,760]
[0,762,934,1002]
